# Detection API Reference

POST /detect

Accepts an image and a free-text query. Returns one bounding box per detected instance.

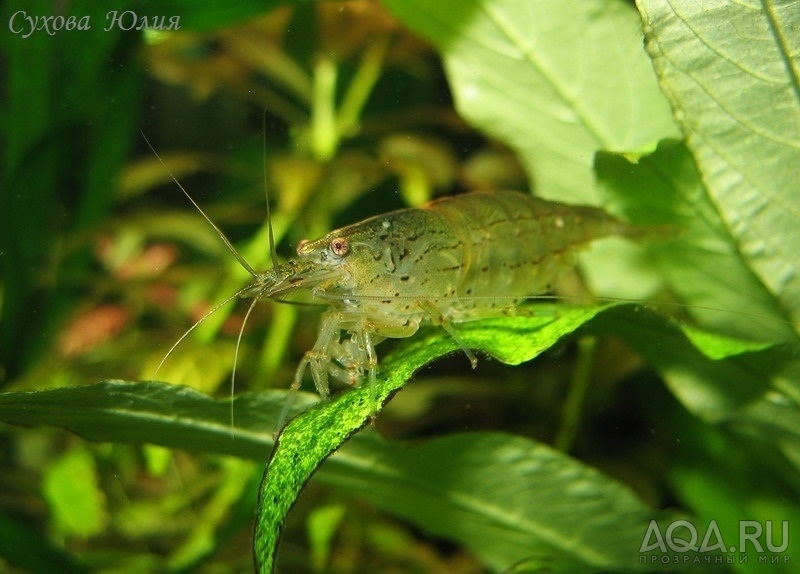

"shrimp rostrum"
[241,190,633,405]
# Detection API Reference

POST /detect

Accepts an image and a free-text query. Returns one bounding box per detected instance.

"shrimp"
[144,133,636,422]
[239,190,635,406]
[146,137,794,436]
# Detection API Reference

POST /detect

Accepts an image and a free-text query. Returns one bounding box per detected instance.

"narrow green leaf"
[637,0,800,327]
[0,382,315,461]
[383,0,678,203]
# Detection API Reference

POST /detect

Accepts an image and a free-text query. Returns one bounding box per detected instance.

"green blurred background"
[2,1,799,572]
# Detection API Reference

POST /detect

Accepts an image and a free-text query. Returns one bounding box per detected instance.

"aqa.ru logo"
[640,519,789,564]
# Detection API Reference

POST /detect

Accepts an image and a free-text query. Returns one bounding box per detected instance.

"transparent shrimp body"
[242,190,632,403]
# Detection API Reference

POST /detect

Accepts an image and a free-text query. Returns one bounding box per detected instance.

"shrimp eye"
[329,237,350,257]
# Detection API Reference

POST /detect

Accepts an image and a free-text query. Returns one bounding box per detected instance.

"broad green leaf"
[326,432,682,572]
[585,306,786,422]
[637,0,800,327]
[735,361,800,473]
[596,140,797,344]
[382,0,678,203]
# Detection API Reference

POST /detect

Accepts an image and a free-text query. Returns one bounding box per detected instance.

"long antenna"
[230,296,261,436]
[140,132,259,279]
[153,285,254,381]
[262,109,280,269]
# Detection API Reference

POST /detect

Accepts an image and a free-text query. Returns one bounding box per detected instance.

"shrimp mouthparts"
[240,260,347,301]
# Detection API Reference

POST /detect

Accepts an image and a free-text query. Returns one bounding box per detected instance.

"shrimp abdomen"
[427,191,627,305]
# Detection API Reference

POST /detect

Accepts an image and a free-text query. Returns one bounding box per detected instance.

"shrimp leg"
[418,300,478,369]
[276,309,383,430]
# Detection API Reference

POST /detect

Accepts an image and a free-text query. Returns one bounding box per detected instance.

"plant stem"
[554,336,597,452]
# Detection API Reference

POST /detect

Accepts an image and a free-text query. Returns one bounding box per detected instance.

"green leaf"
[253,308,607,568]
[383,0,678,203]
[307,504,346,572]
[42,445,107,538]
[584,305,787,422]
[327,432,676,573]
[596,140,797,344]
[0,381,314,461]
[637,0,800,327]
[734,360,800,473]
